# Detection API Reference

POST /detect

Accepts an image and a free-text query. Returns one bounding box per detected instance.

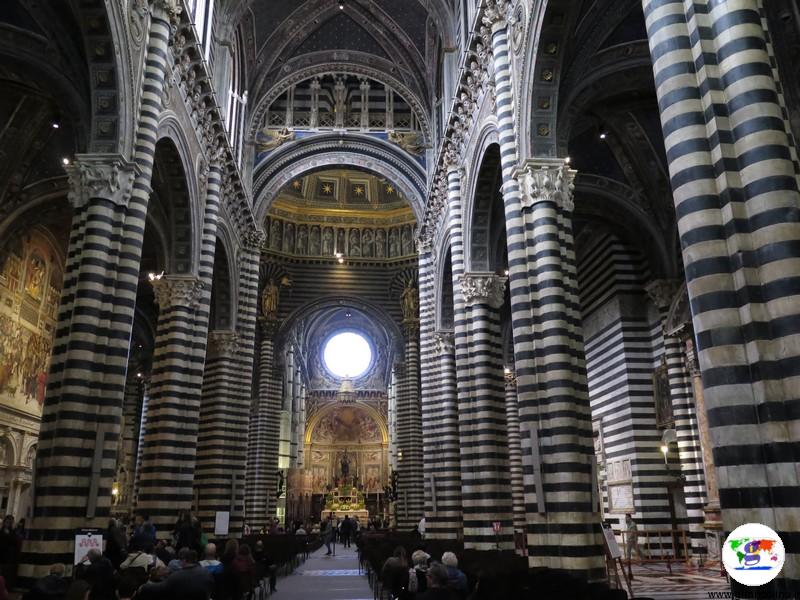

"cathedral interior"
[0,0,799,597]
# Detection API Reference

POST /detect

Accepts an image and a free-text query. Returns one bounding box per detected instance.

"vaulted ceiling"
[232,0,451,119]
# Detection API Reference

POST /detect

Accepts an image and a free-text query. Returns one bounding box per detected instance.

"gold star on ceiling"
[354,186,364,196]
[292,180,302,190]
[385,185,394,194]
[322,183,333,195]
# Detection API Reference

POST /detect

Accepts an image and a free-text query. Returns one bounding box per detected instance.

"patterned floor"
[622,562,731,599]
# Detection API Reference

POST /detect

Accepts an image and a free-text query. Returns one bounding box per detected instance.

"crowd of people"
[16,512,284,600]
[381,547,471,600]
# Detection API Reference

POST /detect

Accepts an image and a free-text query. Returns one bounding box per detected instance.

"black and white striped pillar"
[245,318,282,531]
[458,272,513,549]
[643,0,800,587]
[503,370,526,540]
[136,275,205,532]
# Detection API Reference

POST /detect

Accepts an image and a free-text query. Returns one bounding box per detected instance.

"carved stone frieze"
[482,1,515,32]
[65,154,138,210]
[460,273,507,309]
[645,279,682,312]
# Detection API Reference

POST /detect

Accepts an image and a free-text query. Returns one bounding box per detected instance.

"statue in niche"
[388,228,400,257]
[333,76,347,126]
[309,226,321,255]
[401,225,413,255]
[336,229,345,255]
[349,229,361,257]
[375,229,386,258]
[322,227,334,255]
[340,450,351,479]
[283,223,295,254]
[401,281,419,322]
[262,275,292,321]
[296,225,308,254]
[362,228,374,257]
[270,219,282,251]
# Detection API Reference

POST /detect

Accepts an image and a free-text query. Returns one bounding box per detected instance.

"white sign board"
[602,525,622,560]
[74,529,103,565]
[214,511,230,536]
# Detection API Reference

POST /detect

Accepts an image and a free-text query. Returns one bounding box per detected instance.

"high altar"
[321,478,369,521]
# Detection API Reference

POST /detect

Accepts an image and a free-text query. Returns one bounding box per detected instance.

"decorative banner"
[74,529,103,565]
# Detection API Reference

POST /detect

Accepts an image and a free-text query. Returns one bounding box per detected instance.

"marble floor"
[270,543,372,600]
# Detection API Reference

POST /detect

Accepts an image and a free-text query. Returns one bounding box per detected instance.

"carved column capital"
[417,234,433,256]
[151,275,204,308]
[150,0,182,19]
[208,330,240,358]
[460,272,507,308]
[645,279,682,312]
[482,0,515,33]
[504,368,517,389]
[433,331,455,356]
[258,317,279,338]
[242,227,266,253]
[515,158,575,212]
[65,154,138,210]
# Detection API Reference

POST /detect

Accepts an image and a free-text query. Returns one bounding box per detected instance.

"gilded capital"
[460,273,507,309]
[65,154,138,210]
[516,158,575,212]
[151,275,204,308]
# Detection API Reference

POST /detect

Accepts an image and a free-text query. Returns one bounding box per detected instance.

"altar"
[321,480,369,521]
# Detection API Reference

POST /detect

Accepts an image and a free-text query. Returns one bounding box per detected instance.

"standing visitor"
[625,514,643,561]
[340,515,352,548]
[322,516,335,556]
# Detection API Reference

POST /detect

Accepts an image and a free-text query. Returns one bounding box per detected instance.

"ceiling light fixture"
[599,131,608,140]
[61,157,70,166]
[338,0,344,9]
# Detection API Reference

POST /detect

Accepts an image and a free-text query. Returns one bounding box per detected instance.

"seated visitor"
[381,546,409,599]
[199,543,222,575]
[441,552,467,597]
[139,549,213,600]
[24,563,68,600]
[417,563,457,600]
[119,543,164,574]
[168,548,191,572]
[79,549,116,600]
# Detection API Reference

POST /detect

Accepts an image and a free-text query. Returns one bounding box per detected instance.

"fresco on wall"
[313,405,381,444]
[306,405,386,493]
[0,234,62,416]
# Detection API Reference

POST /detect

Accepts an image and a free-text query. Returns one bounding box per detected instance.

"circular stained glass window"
[323,331,373,378]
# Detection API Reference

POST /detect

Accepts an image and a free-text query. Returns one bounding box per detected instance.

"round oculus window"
[323,331,373,378]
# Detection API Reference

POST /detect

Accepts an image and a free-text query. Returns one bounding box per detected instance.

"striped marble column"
[119,373,145,513]
[136,275,205,533]
[195,331,240,530]
[458,273,512,549]
[226,232,263,534]
[418,243,439,529]
[20,2,180,574]
[245,318,282,531]
[429,331,462,538]
[516,158,603,576]
[646,280,707,560]
[445,163,469,540]
[396,317,424,530]
[643,0,800,588]
[483,0,605,576]
[503,370,526,540]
